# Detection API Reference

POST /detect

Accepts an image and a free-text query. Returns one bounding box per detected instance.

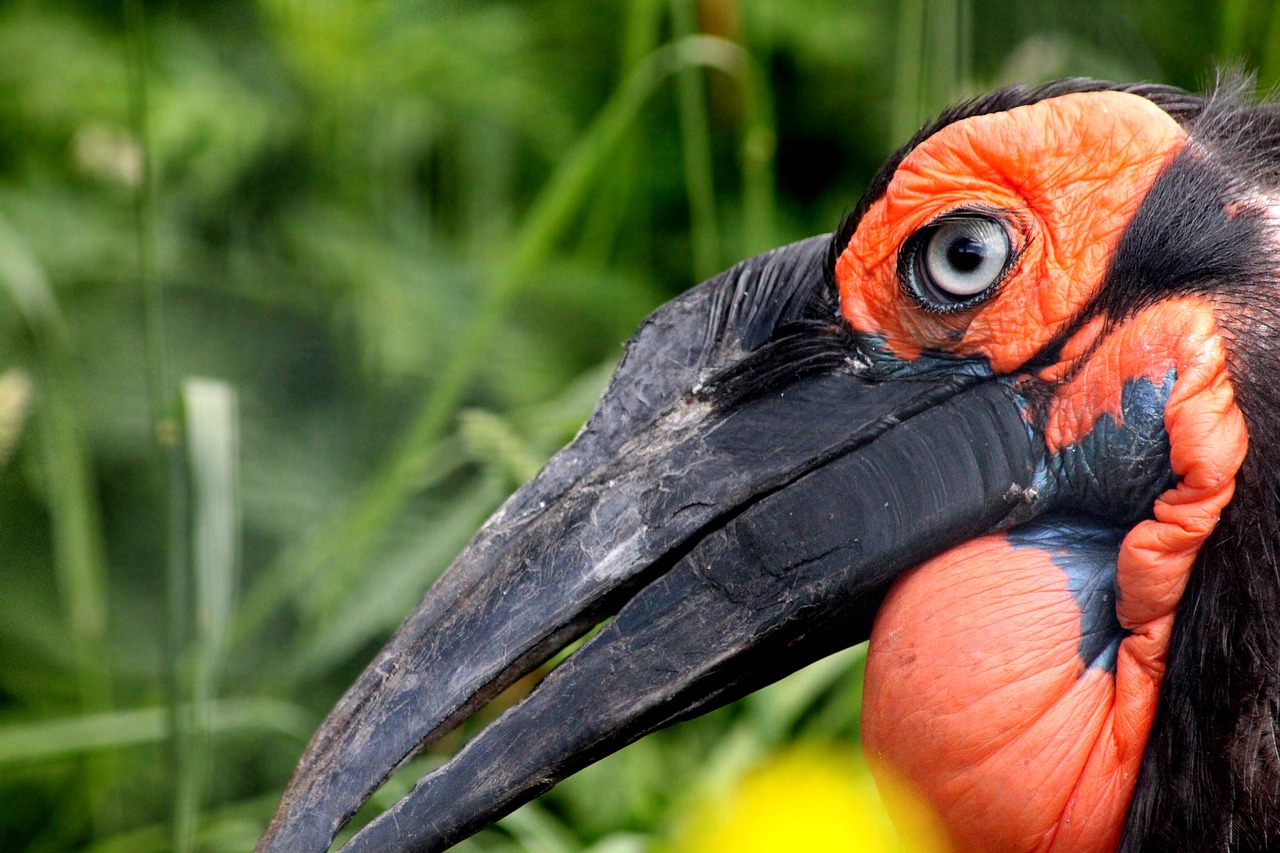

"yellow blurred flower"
[671,744,948,853]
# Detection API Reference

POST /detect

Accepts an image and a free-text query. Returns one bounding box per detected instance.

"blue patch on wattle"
[1006,517,1128,673]
[1037,369,1178,525]
[994,370,1178,674]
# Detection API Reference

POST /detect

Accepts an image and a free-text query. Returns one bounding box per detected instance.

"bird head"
[256,78,1280,852]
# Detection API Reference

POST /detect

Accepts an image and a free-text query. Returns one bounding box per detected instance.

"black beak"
[255,236,1040,853]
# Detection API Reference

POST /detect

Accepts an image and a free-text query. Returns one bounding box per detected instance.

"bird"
[254,75,1280,853]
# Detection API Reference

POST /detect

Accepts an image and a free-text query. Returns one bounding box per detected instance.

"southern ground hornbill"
[256,77,1280,852]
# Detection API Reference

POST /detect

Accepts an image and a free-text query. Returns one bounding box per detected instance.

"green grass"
[0,1,1255,851]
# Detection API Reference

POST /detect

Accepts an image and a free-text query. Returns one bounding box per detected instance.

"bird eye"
[906,215,1012,309]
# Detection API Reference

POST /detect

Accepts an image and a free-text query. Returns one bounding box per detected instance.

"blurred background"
[0,1,1273,851]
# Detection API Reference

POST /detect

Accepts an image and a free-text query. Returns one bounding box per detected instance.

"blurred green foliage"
[0,0,1271,851]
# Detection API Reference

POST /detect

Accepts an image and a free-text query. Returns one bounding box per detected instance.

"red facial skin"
[840,92,1249,851]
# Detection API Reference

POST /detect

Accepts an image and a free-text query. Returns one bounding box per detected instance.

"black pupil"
[945,235,985,273]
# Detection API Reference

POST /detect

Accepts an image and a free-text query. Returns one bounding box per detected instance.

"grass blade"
[670,0,721,280]
[0,698,310,767]
[0,210,118,834]
[173,378,240,853]
[0,368,32,471]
